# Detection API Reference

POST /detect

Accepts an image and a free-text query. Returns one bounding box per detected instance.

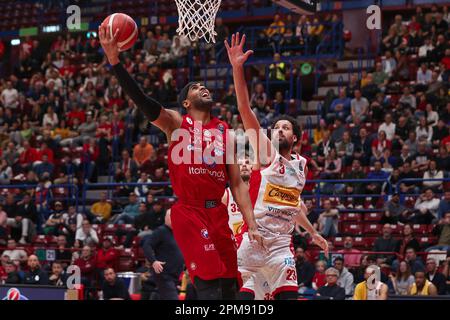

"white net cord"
[175,0,222,43]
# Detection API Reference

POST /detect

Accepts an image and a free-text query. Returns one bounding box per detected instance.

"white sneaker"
[19,237,27,245]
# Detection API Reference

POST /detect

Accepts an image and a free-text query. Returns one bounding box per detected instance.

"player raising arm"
[99,25,262,300]
[225,33,328,300]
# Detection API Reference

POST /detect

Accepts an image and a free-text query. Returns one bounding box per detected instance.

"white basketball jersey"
[367,282,383,300]
[225,188,244,235]
[249,152,307,237]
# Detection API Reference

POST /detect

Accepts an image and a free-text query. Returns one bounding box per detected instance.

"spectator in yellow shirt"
[308,17,324,53]
[266,14,285,38]
[308,17,324,37]
[90,191,112,222]
[269,53,286,81]
[313,119,330,145]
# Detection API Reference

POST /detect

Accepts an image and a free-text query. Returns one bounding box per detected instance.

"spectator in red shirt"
[59,58,76,78]
[67,105,86,127]
[106,90,124,111]
[96,237,119,276]
[337,237,362,268]
[408,15,421,33]
[312,260,327,291]
[441,48,450,70]
[82,137,99,182]
[19,140,39,172]
[96,115,112,140]
[371,130,392,165]
[111,113,125,139]
[296,123,312,156]
[36,142,55,165]
[0,254,9,282]
[74,245,97,285]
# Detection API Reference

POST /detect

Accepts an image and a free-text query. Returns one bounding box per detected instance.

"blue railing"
[2,177,448,229]
[337,75,344,93]
[81,182,172,213]
[395,178,450,197]
[188,21,344,93]
[0,184,79,232]
[306,116,313,140]
[316,102,323,126]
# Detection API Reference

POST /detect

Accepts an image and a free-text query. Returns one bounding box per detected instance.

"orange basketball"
[101,13,138,51]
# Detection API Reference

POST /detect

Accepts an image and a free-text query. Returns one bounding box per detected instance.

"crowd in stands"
[0,3,449,299]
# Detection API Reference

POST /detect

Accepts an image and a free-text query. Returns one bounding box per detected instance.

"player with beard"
[99,26,262,300]
[225,33,329,300]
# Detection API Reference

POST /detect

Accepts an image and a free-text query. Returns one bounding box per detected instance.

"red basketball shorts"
[170,201,238,282]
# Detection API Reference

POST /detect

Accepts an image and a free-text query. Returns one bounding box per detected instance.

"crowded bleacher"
[0,0,449,299]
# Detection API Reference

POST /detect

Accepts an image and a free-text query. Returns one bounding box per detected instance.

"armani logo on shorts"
[190,262,197,270]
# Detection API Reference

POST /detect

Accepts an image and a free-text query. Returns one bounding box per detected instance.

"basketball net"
[175,0,222,43]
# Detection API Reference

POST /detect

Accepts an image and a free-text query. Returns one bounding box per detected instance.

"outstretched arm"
[227,162,263,247]
[225,33,275,169]
[98,25,182,139]
[295,201,329,256]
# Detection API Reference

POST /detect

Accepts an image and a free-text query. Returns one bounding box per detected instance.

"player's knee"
[237,290,255,300]
[193,277,222,300]
[274,290,298,300]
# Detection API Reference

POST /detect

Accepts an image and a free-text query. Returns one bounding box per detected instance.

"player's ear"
[293,135,298,143]
[182,100,190,109]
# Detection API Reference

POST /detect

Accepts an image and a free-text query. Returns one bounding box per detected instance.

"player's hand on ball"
[152,261,166,274]
[98,24,120,65]
[311,233,329,257]
[224,32,254,67]
[248,227,264,248]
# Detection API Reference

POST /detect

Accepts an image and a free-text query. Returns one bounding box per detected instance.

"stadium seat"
[363,237,377,249]
[390,224,403,235]
[46,236,58,246]
[136,247,145,260]
[333,237,344,247]
[363,223,382,235]
[365,212,383,222]
[342,223,363,236]
[33,235,48,246]
[412,224,428,235]
[306,249,320,263]
[103,224,119,236]
[121,224,136,232]
[419,236,437,247]
[341,213,362,222]
[353,237,365,249]
[117,248,136,271]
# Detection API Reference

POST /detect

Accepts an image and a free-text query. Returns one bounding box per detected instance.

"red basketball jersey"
[168,115,229,201]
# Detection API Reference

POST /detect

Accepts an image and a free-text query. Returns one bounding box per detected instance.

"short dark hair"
[334,257,344,263]
[271,115,301,141]
[178,82,200,108]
